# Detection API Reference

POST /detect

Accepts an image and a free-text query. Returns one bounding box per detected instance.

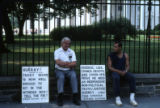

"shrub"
[98,17,137,41]
[50,25,102,41]
[152,24,160,35]
[50,17,137,41]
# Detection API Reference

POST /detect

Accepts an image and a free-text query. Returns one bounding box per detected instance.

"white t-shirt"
[54,47,77,71]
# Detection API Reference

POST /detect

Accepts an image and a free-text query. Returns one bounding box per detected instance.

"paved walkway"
[0,96,159,108]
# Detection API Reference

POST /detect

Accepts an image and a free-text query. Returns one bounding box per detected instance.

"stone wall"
[0,74,160,102]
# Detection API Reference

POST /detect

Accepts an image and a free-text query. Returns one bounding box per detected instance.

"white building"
[23,0,160,35]
[125,0,160,30]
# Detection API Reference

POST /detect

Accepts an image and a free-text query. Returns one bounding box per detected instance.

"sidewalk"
[0,96,159,108]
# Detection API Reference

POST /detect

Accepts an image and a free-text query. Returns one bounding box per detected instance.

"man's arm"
[54,50,68,68]
[124,53,130,72]
[55,60,68,68]
[65,61,76,68]
[107,56,125,76]
[65,50,77,68]
[55,60,76,68]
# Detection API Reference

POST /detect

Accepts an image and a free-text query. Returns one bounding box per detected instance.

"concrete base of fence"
[0,74,160,102]
[107,74,160,98]
[135,74,160,96]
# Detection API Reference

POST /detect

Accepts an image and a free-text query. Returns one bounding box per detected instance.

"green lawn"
[0,35,160,76]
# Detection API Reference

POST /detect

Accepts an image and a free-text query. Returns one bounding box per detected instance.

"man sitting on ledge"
[107,41,138,107]
[54,37,80,106]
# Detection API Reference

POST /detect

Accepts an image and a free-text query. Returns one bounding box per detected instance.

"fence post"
[0,4,3,75]
[31,12,35,66]
[147,0,152,73]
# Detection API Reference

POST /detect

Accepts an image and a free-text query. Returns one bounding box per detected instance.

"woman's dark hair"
[114,41,122,48]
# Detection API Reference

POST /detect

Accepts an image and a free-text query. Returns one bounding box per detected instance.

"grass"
[0,35,160,76]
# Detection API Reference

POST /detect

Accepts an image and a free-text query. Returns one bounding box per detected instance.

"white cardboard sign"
[80,65,107,101]
[22,66,49,103]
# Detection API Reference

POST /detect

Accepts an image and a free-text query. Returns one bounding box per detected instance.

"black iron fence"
[0,0,160,76]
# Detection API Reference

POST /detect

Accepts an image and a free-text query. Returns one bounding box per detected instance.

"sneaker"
[130,99,138,107]
[115,96,122,106]
[73,93,81,106]
[57,93,63,106]
[130,93,138,107]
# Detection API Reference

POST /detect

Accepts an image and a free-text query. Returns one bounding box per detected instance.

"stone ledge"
[0,74,160,101]
[0,73,160,81]
[134,74,160,78]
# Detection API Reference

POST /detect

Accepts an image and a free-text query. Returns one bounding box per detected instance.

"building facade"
[22,0,160,35]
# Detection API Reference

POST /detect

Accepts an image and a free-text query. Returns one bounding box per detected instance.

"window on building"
[118,5,122,11]
[30,19,34,29]
[103,5,107,11]
[44,18,48,29]
[137,25,140,30]
[30,20,32,29]
[138,6,140,12]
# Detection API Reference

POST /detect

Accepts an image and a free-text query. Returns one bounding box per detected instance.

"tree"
[98,17,137,41]
[110,18,137,41]
[0,2,10,53]
[13,0,47,37]
[0,7,4,52]
[153,24,160,35]
[2,0,98,38]
[1,0,14,43]
[13,0,98,36]
[49,0,98,17]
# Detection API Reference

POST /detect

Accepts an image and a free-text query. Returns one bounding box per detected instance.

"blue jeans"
[55,69,78,94]
[112,72,136,97]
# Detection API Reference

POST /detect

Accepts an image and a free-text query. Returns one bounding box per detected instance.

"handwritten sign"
[22,66,49,103]
[80,65,106,101]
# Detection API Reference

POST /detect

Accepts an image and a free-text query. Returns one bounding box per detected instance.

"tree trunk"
[0,11,2,73]
[0,15,4,52]
[0,1,4,52]
[18,19,25,37]
[0,6,10,53]
[2,9,14,43]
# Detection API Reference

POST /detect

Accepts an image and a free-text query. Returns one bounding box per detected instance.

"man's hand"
[57,61,71,68]
[119,70,127,76]
[63,62,70,68]
[64,62,76,68]
[55,60,68,67]
[55,60,76,68]
[61,62,68,67]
